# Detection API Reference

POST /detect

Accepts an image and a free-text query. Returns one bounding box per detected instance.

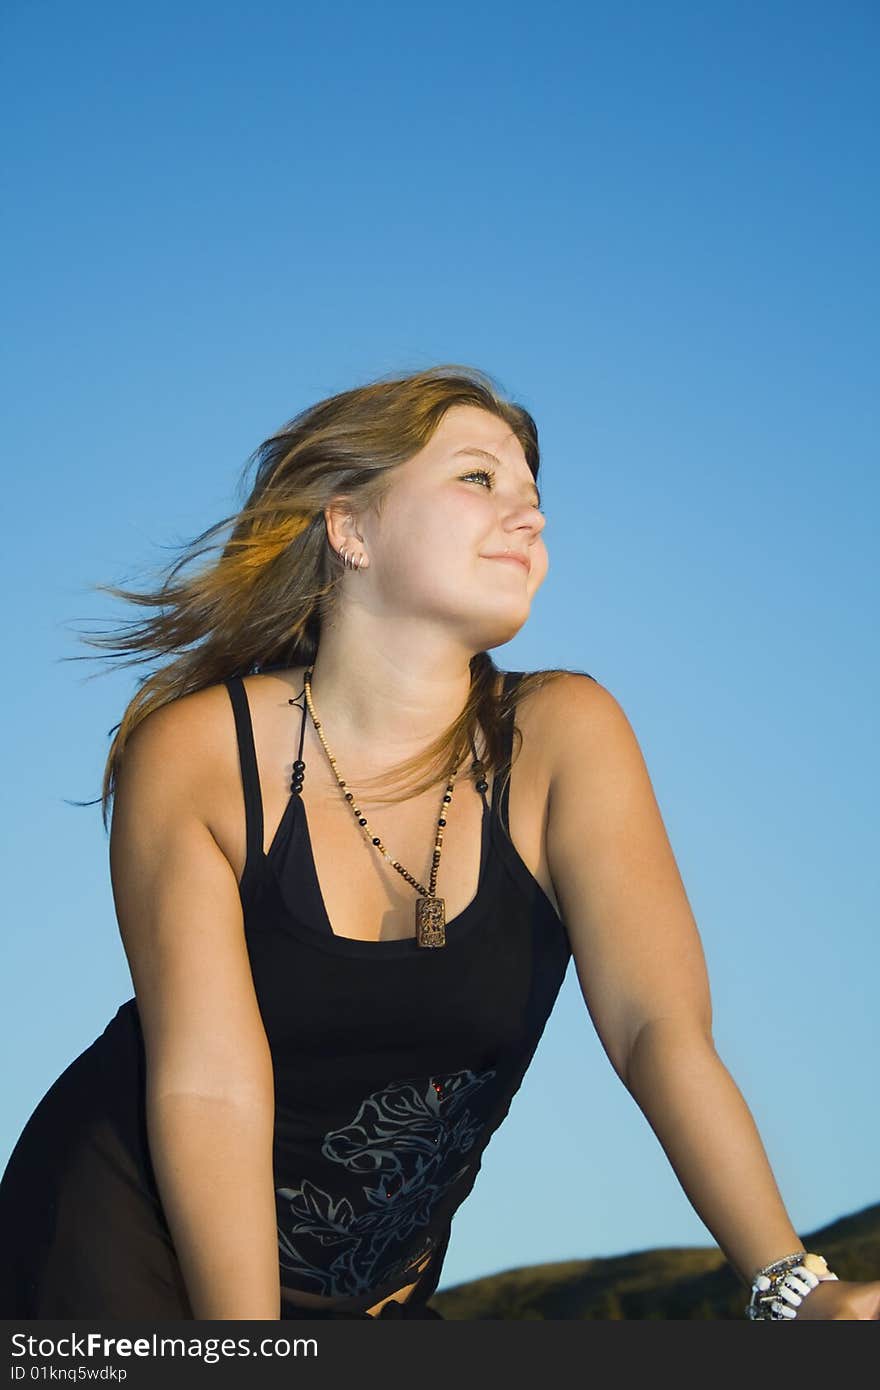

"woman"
[0,365,876,1320]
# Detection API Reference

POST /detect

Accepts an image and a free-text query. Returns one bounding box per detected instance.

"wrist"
[746,1250,839,1320]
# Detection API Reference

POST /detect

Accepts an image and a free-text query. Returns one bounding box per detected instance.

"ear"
[323,496,364,555]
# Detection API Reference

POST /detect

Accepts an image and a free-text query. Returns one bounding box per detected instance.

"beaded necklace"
[287,667,489,948]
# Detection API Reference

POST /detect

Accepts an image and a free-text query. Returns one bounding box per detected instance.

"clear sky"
[2,1,877,1297]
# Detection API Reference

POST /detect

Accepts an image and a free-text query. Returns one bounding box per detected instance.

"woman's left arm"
[541,674,880,1320]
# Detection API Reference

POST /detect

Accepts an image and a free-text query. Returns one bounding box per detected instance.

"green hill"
[426,1200,880,1319]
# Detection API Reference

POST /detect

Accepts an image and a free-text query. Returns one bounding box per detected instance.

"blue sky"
[2,0,877,1298]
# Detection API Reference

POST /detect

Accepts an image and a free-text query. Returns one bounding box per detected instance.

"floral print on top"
[276,1066,497,1299]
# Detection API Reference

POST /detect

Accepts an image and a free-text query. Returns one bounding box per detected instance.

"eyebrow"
[452,446,542,508]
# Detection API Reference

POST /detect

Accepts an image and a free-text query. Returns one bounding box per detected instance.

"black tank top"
[223,668,572,1315]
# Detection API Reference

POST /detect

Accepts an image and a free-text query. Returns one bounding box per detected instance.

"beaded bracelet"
[746,1251,839,1320]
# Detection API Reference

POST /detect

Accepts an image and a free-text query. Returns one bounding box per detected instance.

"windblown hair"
[68,363,584,832]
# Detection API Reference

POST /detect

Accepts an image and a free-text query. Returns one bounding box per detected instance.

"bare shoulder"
[110,679,257,918]
[516,669,621,779]
[526,667,611,717]
[535,670,713,1082]
[534,669,663,868]
[109,680,277,1104]
[114,680,238,825]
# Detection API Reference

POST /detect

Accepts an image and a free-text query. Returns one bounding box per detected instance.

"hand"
[794,1277,880,1320]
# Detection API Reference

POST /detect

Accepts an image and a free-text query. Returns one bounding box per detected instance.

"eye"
[461,467,495,489]
[461,467,546,515]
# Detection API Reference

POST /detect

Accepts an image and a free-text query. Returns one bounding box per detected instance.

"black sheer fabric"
[0,1000,193,1317]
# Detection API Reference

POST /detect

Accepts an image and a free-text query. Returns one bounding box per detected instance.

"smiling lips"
[484,552,530,574]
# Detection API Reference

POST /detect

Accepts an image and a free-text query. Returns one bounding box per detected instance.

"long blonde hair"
[67,363,586,830]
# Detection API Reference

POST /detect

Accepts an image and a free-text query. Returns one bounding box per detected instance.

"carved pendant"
[415,894,446,948]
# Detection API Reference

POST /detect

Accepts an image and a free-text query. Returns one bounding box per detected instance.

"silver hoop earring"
[338,546,367,570]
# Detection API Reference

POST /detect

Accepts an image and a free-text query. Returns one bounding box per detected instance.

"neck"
[304,620,476,758]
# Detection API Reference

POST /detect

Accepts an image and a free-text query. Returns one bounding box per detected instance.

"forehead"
[432,404,520,453]
[409,404,539,507]
[420,406,531,482]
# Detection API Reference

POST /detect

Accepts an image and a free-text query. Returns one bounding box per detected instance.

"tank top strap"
[492,669,526,833]
[223,675,264,871]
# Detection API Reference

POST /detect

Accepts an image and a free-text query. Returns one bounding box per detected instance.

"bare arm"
[110,693,280,1319]
[544,675,806,1287]
[622,1022,804,1286]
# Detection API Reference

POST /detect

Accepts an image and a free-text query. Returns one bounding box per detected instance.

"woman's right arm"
[109,694,280,1320]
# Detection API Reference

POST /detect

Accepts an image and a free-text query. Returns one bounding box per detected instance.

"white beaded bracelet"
[746,1251,839,1320]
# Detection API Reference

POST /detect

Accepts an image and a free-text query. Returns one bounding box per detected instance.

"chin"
[477,613,530,647]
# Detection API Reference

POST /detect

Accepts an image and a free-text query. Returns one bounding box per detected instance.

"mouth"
[483,553,530,575]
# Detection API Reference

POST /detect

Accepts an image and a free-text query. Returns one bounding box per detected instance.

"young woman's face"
[353,404,549,648]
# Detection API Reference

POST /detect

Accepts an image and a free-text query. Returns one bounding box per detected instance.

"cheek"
[384,493,486,559]
[529,541,550,585]
[372,503,461,582]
